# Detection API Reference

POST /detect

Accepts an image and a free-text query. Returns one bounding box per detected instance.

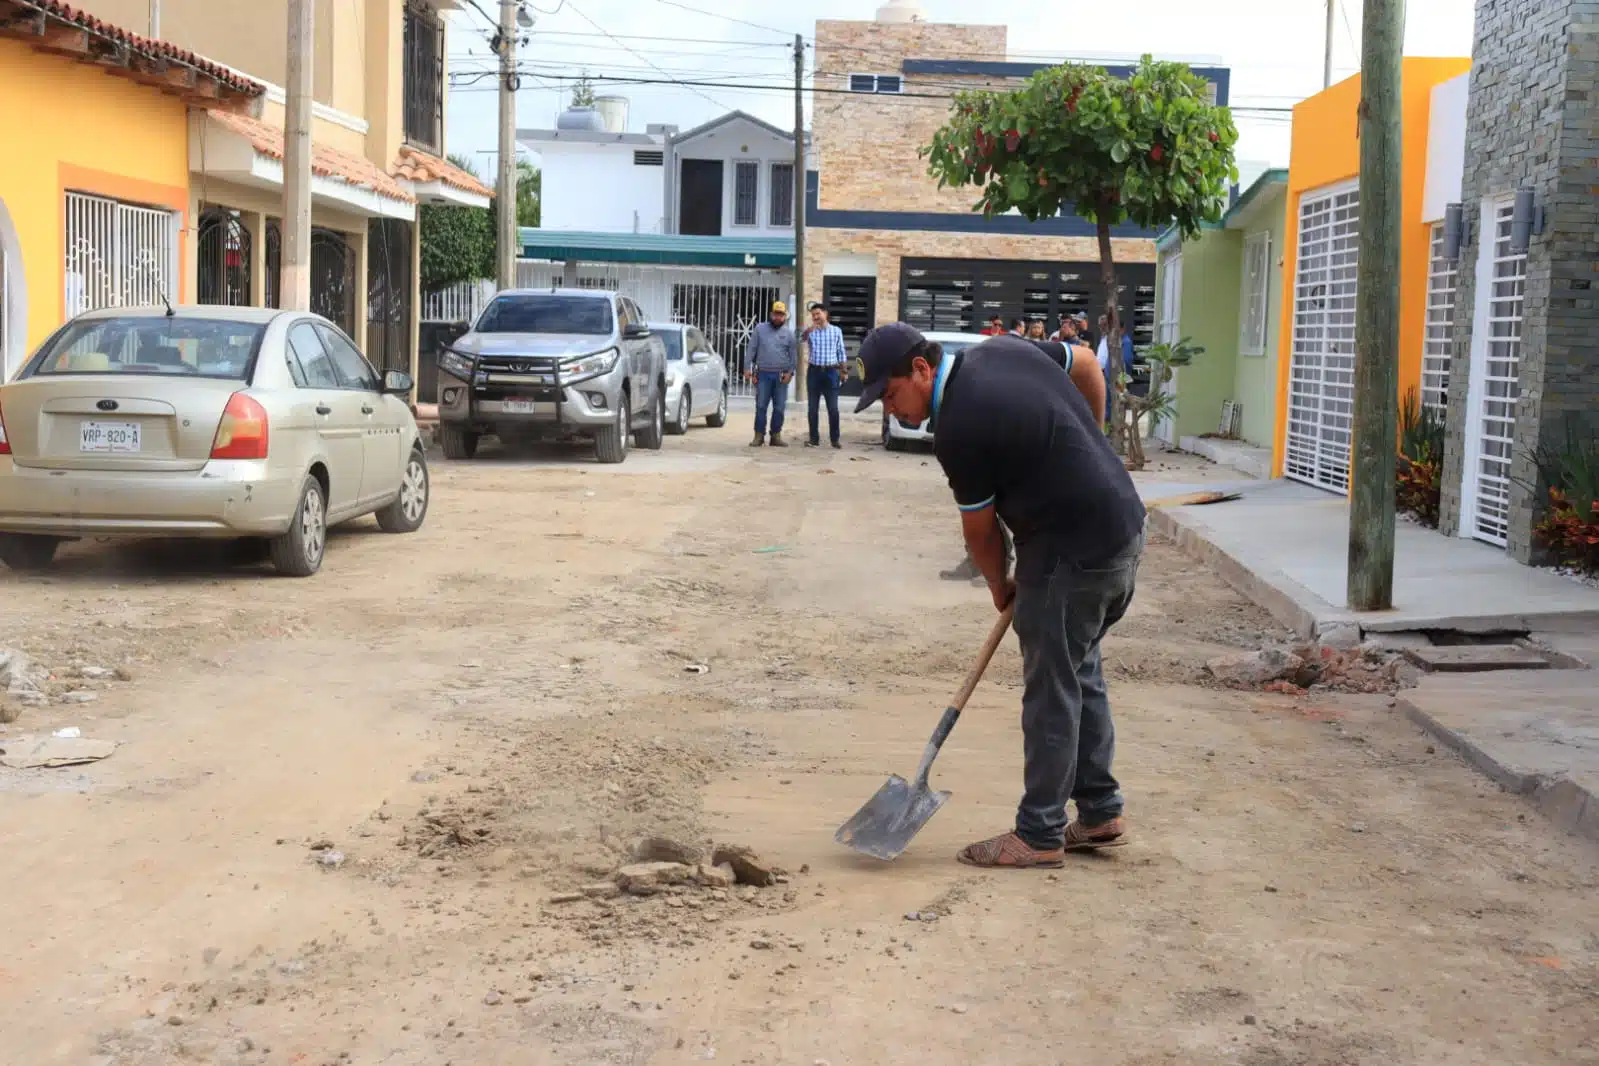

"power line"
[456,28,788,48]
[650,0,796,38]
[560,0,734,109]
[453,0,499,30]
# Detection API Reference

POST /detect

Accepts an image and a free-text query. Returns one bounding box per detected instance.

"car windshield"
[476,295,613,335]
[32,317,264,379]
[652,329,684,360]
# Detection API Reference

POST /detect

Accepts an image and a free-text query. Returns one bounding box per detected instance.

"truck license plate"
[80,421,141,453]
[502,399,537,414]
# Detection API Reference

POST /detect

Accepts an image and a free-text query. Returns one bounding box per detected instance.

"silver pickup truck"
[435,289,668,464]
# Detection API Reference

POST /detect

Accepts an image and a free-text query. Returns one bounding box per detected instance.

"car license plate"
[80,421,141,453]
[502,399,537,414]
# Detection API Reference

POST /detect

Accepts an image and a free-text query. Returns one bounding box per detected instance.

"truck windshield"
[651,329,684,360]
[476,295,613,335]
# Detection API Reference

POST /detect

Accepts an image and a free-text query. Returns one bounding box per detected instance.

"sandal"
[956,831,1064,868]
[1063,816,1128,851]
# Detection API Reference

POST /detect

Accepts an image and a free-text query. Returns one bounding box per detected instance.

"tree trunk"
[1095,217,1121,452]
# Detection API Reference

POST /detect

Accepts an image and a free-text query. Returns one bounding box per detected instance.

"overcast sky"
[444,0,1477,180]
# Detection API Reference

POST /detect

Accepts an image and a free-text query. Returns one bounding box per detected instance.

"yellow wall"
[0,39,192,356]
[1271,57,1472,479]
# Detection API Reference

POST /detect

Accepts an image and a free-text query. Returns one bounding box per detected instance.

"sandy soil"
[0,417,1595,1066]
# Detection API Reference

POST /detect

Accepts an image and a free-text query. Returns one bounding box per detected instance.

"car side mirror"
[624,322,651,339]
[690,351,711,364]
[383,370,413,395]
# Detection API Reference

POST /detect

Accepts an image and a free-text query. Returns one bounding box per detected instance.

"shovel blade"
[834,774,952,861]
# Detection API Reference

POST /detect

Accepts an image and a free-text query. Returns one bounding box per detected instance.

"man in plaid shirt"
[802,302,848,449]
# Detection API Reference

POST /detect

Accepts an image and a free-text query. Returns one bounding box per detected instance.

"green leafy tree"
[922,56,1238,440]
[571,71,597,109]
[514,159,541,228]
[419,154,494,293]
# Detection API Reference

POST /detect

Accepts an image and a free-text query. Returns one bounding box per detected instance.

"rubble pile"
[1204,641,1418,695]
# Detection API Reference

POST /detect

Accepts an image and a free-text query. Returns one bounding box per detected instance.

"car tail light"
[0,403,9,455]
[211,392,269,460]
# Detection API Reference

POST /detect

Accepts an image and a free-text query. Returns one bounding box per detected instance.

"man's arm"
[960,504,1013,610]
[745,327,759,368]
[1068,344,1107,423]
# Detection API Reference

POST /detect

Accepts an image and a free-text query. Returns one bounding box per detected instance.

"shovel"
[835,605,1015,860]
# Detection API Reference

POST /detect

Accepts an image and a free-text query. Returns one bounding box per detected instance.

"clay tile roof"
[391,145,495,200]
[209,110,416,205]
[2,0,264,104]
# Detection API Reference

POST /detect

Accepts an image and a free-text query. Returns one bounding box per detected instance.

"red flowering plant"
[1527,418,1599,574]
[921,56,1238,436]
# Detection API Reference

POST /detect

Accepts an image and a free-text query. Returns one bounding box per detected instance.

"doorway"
[679,160,723,236]
[1459,197,1526,547]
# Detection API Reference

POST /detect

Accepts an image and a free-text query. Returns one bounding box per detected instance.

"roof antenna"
[159,289,175,317]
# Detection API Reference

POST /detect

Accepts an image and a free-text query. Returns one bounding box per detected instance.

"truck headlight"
[438,347,475,379]
[562,347,619,384]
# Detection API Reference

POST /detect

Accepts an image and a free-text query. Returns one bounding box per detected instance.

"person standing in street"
[981,315,1006,336]
[854,323,1146,868]
[1027,320,1047,340]
[746,301,796,447]
[802,302,847,449]
[1009,317,1028,337]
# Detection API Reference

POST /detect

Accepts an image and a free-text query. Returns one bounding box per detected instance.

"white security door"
[1421,222,1458,412]
[1460,199,1526,547]
[1284,182,1360,493]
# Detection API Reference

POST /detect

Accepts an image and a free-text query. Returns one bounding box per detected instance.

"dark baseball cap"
[852,322,926,413]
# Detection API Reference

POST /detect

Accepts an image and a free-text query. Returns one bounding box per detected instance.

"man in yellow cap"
[745,300,797,446]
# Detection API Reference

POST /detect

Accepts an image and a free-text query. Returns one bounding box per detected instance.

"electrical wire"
[650,0,796,39]
[558,0,736,109]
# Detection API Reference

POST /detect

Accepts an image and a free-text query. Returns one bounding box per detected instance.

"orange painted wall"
[1271,57,1472,479]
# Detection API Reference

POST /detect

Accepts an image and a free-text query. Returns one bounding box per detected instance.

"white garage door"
[1460,198,1526,547]
[1284,182,1360,493]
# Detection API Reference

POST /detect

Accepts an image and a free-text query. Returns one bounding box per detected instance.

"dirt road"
[1,416,1594,1066]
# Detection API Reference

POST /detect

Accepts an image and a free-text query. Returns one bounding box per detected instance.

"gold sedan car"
[0,306,429,576]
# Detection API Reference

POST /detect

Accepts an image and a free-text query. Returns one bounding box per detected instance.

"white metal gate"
[1285,182,1360,493]
[514,260,791,396]
[1152,249,1182,444]
[64,191,177,317]
[1421,222,1458,413]
[1460,199,1526,547]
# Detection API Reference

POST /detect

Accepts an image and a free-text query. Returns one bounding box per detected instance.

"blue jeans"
[1011,533,1143,850]
[806,364,842,444]
[754,371,787,436]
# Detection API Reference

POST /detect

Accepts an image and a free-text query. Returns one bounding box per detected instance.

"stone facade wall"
[804,227,1155,325]
[1440,0,1599,562]
[813,19,1008,213]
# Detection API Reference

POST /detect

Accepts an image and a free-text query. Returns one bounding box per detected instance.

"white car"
[881,331,988,451]
[651,323,729,434]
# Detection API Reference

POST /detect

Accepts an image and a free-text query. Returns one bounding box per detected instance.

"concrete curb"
[1398,691,1598,843]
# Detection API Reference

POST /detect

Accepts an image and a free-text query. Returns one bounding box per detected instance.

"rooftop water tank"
[876,0,925,22]
[593,95,629,133]
[555,106,606,132]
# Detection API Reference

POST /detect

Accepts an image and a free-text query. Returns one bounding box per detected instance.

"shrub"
[1395,389,1445,528]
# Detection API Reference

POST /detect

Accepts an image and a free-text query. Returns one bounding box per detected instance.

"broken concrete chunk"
[1316,622,1363,649]
[711,844,777,887]
[581,881,622,900]
[633,834,704,866]
[615,861,694,895]
[1204,647,1304,688]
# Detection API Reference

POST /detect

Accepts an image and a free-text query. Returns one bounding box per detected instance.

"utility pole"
[149,0,160,37]
[1347,0,1403,611]
[792,34,808,403]
[282,0,313,311]
[1324,0,1336,88]
[495,0,520,290]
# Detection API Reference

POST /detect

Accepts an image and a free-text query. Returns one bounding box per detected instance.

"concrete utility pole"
[792,33,808,403]
[149,0,160,38]
[495,0,520,289]
[282,0,313,311]
[1347,0,1404,611]
[1324,0,1337,88]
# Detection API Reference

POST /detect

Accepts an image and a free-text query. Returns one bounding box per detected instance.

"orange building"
[1271,58,1471,491]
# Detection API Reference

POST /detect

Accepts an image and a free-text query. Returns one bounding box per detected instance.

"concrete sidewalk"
[1146,478,1599,639]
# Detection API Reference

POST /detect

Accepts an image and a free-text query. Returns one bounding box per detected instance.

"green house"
[1151,169,1288,469]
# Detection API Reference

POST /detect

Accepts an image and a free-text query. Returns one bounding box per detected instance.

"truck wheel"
[440,424,478,460]
[595,395,629,464]
[268,476,327,577]
[0,534,61,572]
[636,388,665,450]
[706,384,728,428]
[882,411,906,452]
[376,447,430,533]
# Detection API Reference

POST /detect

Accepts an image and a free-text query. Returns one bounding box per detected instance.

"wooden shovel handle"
[950,604,1015,712]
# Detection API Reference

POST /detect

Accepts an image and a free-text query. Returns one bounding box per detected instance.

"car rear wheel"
[270,476,327,577]
[882,411,905,452]
[706,384,728,428]
[377,448,430,534]
[668,389,691,435]
[440,424,478,460]
[637,388,665,450]
[595,394,629,464]
[0,534,61,572]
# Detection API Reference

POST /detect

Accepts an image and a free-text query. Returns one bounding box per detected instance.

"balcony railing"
[403,4,443,156]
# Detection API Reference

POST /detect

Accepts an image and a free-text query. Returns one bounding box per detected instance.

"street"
[1,418,1594,1066]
